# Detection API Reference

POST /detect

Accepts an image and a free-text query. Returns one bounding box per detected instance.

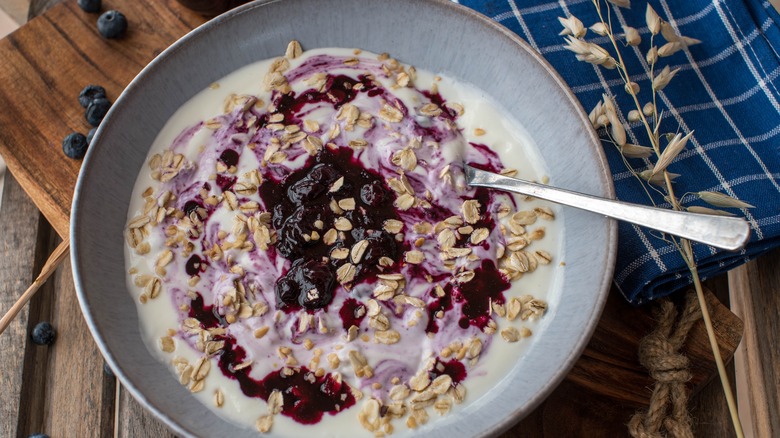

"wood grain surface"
[116,386,177,438]
[0,177,118,437]
[0,0,758,436]
[567,287,742,407]
[729,249,780,438]
[0,175,47,437]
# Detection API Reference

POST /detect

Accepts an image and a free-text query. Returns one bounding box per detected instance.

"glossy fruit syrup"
[261,147,402,312]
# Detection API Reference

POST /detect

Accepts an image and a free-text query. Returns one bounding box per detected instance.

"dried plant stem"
[650,35,661,132]
[606,135,658,204]
[594,1,660,153]
[663,172,683,211]
[685,242,745,438]
[591,1,745,436]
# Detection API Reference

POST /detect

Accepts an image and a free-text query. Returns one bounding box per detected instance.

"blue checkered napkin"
[458,0,780,304]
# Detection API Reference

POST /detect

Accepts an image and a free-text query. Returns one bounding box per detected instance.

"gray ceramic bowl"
[71,0,617,436]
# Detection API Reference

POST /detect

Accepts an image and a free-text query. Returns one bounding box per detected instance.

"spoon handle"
[465,166,751,251]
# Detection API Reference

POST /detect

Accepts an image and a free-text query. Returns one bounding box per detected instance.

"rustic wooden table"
[0,1,777,437]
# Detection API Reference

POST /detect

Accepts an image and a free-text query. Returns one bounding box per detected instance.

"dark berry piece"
[182,200,202,216]
[360,180,389,206]
[103,361,115,377]
[275,277,299,308]
[275,259,336,311]
[308,163,343,186]
[97,10,128,39]
[78,84,106,108]
[219,149,240,167]
[77,0,101,13]
[287,177,327,205]
[86,97,111,126]
[297,260,336,310]
[298,276,335,310]
[287,163,342,204]
[62,133,88,159]
[364,234,397,264]
[31,322,56,345]
[272,204,290,230]
[185,255,203,276]
[27,434,49,438]
[86,127,97,145]
[215,174,236,192]
[276,206,327,258]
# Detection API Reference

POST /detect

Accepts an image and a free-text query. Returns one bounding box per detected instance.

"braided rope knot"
[628,416,664,438]
[641,335,692,383]
[628,292,702,438]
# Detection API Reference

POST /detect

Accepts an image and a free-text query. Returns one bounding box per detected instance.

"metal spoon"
[465,165,751,251]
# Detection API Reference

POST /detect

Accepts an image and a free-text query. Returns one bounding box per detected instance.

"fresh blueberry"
[86,127,97,145]
[78,84,106,108]
[30,322,56,345]
[62,133,88,159]
[27,434,49,438]
[97,10,128,39]
[86,97,111,126]
[77,0,101,13]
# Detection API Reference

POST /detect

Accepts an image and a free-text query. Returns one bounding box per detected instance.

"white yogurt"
[125,46,562,436]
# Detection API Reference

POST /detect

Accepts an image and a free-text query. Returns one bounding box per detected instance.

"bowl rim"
[71,0,617,436]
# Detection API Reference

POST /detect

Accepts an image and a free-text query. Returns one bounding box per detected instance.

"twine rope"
[628,291,702,438]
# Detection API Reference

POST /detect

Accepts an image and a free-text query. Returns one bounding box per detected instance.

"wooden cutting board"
[0,0,206,239]
[0,0,742,409]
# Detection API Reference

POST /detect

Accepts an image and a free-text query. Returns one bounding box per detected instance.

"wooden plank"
[0,172,115,435]
[729,248,780,438]
[15,226,59,436]
[117,385,177,438]
[35,255,117,436]
[690,267,738,437]
[0,173,46,437]
[0,0,206,238]
[506,380,633,437]
[689,364,738,438]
